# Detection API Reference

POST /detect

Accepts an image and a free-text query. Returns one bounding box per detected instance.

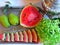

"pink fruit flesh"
[23,31,28,42]
[31,29,37,42]
[27,30,32,42]
[19,32,23,42]
[20,5,43,27]
[14,32,19,42]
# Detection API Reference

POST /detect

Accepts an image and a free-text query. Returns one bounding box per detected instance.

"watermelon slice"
[27,30,32,42]
[14,32,19,42]
[20,5,43,27]
[0,33,5,41]
[19,32,23,42]
[31,29,37,43]
[10,33,14,42]
[23,31,28,42]
[6,33,10,42]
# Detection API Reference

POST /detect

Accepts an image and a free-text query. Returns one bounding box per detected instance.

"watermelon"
[20,5,43,27]
[2,33,5,41]
[27,30,32,42]
[19,32,23,42]
[10,33,14,42]
[5,33,10,42]
[31,29,37,42]
[0,33,5,41]
[23,31,28,42]
[14,32,19,42]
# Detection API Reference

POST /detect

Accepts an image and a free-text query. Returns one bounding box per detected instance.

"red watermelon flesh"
[23,31,28,42]
[19,32,23,42]
[27,30,32,42]
[20,5,43,27]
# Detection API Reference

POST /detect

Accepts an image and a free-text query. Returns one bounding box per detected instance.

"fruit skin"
[8,13,19,25]
[31,29,37,42]
[23,31,28,42]
[20,5,43,27]
[19,32,23,42]
[27,30,32,42]
[0,15,10,28]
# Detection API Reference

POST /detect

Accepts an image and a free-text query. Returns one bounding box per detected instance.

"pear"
[8,13,19,25]
[0,15,10,28]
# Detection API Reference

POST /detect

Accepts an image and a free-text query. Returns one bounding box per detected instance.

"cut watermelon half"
[20,5,43,27]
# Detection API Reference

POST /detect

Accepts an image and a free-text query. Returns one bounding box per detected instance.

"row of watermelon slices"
[0,29,40,43]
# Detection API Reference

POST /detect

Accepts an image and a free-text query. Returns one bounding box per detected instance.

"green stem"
[3,4,9,15]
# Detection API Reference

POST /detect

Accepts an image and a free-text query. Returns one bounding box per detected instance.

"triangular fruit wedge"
[31,29,37,43]
[5,33,10,42]
[23,31,28,42]
[27,30,32,42]
[19,32,23,42]
[14,32,19,42]
[20,5,43,27]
